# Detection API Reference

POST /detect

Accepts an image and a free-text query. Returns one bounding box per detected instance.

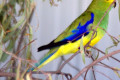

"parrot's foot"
[85,50,92,58]
[78,47,92,57]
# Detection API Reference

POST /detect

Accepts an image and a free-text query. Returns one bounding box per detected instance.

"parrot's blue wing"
[64,13,94,41]
[38,13,94,52]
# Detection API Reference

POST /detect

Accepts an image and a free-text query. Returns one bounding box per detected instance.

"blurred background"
[0,0,120,80]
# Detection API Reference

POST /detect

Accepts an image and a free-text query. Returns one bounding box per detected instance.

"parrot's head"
[105,0,114,3]
[89,0,116,12]
[105,0,116,8]
[102,0,116,7]
[98,0,116,5]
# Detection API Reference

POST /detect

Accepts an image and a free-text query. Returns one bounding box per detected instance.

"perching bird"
[28,0,116,71]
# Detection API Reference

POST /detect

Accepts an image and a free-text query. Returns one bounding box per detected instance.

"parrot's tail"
[38,41,56,52]
[27,49,59,72]
[38,45,50,52]
[38,40,67,52]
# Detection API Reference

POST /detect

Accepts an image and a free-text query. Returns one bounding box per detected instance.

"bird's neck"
[86,0,112,30]
[87,8,110,30]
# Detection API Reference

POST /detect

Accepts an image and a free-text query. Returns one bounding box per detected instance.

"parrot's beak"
[113,1,116,8]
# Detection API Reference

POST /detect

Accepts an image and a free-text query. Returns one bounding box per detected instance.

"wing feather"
[38,11,94,52]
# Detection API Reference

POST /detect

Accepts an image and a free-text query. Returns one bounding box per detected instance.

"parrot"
[28,0,116,72]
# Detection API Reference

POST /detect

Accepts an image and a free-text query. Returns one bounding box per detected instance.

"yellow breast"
[56,29,105,55]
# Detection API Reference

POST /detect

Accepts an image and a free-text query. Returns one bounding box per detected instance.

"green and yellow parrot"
[28,0,116,71]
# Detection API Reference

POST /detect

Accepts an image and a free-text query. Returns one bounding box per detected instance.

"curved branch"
[72,49,120,80]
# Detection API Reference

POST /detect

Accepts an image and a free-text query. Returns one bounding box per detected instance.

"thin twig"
[90,46,120,63]
[97,62,119,71]
[72,49,120,80]
[32,71,72,79]
[58,51,79,71]
[84,69,89,80]
[62,56,80,72]
[93,69,112,80]
[16,39,36,56]
[0,72,16,77]
[91,56,96,80]
[92,66,96,80]
[0,48,33,63]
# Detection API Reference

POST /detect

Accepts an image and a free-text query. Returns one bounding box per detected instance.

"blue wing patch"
[64,13,94,42]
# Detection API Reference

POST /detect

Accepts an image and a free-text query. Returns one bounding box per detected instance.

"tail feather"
[38,39,68,52]
[38,45,50,52]
[38,41,56,52]
[27,48,58,72]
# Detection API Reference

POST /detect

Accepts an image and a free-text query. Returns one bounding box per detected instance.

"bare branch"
[72,49,120,80]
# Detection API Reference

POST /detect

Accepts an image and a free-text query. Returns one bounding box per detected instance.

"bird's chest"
[58,29,105,55]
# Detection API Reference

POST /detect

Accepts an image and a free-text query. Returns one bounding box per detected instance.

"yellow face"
[105,0,115,3]
[105,0,116,8]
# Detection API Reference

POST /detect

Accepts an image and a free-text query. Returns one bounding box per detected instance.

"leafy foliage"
[0,0,35,62]
[118,0,120,21]
[0,0,120,80]
[0,0,35,79]
[80,36,85,64]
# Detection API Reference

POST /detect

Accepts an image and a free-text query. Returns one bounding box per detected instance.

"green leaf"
[80,36,85,64]
[30,0,34,3]
[118,0,120,21]
[105,45,114,54]
[48,74,53,80]
[114,71,120,78]
[105,36,119,55]
[2,16,12,30]
[10,13,25,31]
[0,27,4,60]
[26,24,33,60]
[0,40,15,62]
[26,73,32,80]
[0,2,5,13]
[2,13,7,24]
[95,52,99,60]
[16,60,21,80]
[119,6,120,22]
[110,36,118,46]
[114,68,120,78]
[119,35,120,41]
[0,53,8,62]
[2,29,20,43]
[0,45,3,60]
